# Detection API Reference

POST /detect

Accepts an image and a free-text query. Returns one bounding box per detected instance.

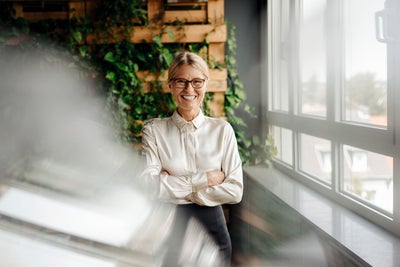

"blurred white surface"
[0,186,150,247]
[0,43,224,267]
[0,228,118,267]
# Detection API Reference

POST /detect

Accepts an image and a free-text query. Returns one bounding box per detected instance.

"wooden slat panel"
[165,2,207,9]
[207,0,224,24]
[19,12,68,21]
[68,2,85,18]
[163,1,207,23]
[10,1,86,21]
[10,1,70,21]
[87,24,226,44]
[208,42,225,64]
[147,0,163,25]
[210,92,225,117]
[164,10,206,23]
[68,0,99,19]
[11,3,24,18]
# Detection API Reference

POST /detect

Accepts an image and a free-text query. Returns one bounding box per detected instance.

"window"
[272,125,293,165]
[343,146,368,172]
[343,145,393,213]
[299,134,331,183]
[343,0,388,127]
[266,0,400,236]
[269,0,291,112]
[299,0,327,117]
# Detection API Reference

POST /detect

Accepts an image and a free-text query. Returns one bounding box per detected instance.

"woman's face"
[169,64,207,115]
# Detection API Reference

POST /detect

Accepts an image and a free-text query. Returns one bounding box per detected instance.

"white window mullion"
[386,0,400,232]
[290,0,300,117]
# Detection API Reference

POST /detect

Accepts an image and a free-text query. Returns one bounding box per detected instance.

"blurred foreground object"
[0,44,223,266]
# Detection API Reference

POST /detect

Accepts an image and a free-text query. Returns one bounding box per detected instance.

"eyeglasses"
[170,78,206,90]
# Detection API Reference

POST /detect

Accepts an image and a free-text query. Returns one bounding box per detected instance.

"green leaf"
[235,89,247,100]
[116,62,129,72]
[117,78,127,85]
[79,46,87,57]
[167,29,174,41]
[133,63,139,73]
[73,31,82,43]
[152,35,162,46]
[104,52,116,63]
[161,48,173,66]
[118,97,130,110]
[137,53,146,62]
[235,117,247,127]
[105,71,116,82]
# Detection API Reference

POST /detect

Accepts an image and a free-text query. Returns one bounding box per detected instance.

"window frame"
[264,0,400,237]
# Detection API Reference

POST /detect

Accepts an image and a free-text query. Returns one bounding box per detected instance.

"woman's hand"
[206,170,225,186]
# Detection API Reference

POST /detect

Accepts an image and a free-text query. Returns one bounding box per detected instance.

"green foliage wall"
[0,0,276,165]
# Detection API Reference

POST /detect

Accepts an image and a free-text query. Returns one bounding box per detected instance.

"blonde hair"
[168,51,209,81]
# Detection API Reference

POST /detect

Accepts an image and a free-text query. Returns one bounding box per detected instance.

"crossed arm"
[141,124,243,206]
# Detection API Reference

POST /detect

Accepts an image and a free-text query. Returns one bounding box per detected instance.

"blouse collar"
[172,110,205,130]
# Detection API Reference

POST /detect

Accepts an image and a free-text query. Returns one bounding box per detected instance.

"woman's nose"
[185,82,195,91]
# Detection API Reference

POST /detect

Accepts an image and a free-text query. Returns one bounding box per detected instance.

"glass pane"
[270,0,290,112]
[299,134,331,184]
[343,0,387,126]
[272,125,293,165]
[342,145,393,214]
[299,0,327,117]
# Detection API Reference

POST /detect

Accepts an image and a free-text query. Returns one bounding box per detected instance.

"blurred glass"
[342,145,393,214]
[299,134,332,184]
[299,0,327,117]
[272,125,293,165]
[269,0,290,112]
[343,0,387,127]
[0,228,123,267]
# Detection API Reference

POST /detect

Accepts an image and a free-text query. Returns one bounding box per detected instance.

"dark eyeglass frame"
[170,78,207,89]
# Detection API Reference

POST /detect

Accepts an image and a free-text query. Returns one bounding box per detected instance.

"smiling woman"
[141,51,243,267]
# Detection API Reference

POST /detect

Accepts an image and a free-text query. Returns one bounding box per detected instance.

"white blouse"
[141,110,243,206]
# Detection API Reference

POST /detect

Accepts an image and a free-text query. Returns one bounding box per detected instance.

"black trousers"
[163,204,232,267]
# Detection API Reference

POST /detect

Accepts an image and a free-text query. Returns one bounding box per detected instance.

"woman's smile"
[181,95,197,101]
